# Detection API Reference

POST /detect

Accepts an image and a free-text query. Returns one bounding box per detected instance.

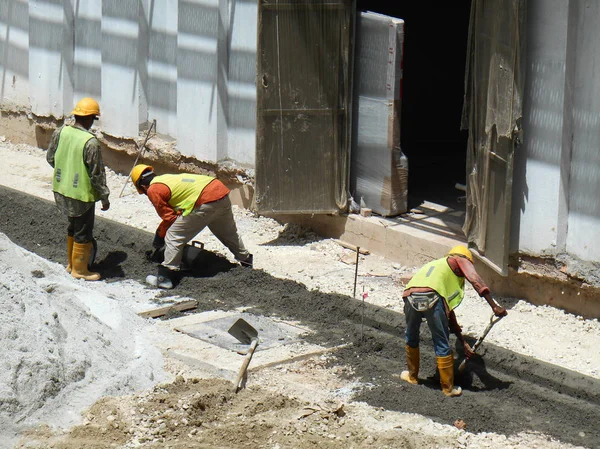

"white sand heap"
[0,233,167,448]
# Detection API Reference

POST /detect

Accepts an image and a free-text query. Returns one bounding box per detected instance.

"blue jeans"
[404,295,451,357]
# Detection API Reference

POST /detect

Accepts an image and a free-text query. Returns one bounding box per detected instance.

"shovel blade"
[228,318,258,345]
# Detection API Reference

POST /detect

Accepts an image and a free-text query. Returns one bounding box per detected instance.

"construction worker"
[131,164,253,289]
[400,245,507,397]
[47,97,110,281]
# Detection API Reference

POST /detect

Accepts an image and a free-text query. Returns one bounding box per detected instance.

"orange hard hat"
[447,245,474,263]
[71,97,100,117]
[131,164,154,194]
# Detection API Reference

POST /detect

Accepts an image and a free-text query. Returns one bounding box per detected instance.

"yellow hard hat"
[131,164,153,194]
[447,245,473,263]
[71,97,100,117]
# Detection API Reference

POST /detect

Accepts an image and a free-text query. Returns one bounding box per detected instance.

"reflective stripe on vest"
[406,257,465,311]
[52,126,98,202]
[151,174,214,216]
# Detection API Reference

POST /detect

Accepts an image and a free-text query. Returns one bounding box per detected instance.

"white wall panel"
[566,0,600,261]
[73,1,102,123]
[512,0,568,256]
[101,0,140,137]
[226,0,257,166]
[177,0,218,161]
[29,0,73,117]
[144,0,178,138]
[0,0,29,106]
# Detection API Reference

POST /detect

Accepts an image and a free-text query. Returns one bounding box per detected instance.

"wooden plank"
[138,300,199,319]
[334,239,370,255]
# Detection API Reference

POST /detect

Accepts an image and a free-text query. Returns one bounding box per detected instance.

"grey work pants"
[162,196,249,270]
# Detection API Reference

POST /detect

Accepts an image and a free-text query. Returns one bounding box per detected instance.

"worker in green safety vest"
[130,164,253,289]
[400,245,507,397]
[47,97,110,281]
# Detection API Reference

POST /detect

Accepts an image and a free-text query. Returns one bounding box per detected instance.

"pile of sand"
[0,233,167,448]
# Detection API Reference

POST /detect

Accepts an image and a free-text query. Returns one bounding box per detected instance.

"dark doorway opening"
[355,2,472,211]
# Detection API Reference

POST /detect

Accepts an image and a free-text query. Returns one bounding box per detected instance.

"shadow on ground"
[0,186,598,448]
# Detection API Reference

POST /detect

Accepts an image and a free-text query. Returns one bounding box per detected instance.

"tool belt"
[407,291,440,312]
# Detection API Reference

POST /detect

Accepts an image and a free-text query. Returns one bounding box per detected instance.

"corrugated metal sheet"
[0,0,256,166]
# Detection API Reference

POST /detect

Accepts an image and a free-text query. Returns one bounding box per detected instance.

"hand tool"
[458,313,504,373]
[118,119,157,198]
[228,318,259,392]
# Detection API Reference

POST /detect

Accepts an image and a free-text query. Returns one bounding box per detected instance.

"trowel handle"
[234,338,259,393]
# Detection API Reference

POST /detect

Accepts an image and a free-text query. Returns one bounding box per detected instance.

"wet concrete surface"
[1,186,599,448]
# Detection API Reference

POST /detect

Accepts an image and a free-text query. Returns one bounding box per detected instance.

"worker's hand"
[101,199,110,211]
[493,305,507,317]
[463,341,475,359]
[153,231,165,249]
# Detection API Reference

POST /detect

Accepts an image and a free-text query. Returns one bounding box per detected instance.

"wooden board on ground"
[334,239,370,255]
[138,300,199,319]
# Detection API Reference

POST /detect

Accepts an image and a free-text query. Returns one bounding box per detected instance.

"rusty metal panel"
[462,0,526,275]
[254,0,354,214]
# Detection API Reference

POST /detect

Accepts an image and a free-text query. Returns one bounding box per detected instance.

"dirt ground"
[1,140,600,449]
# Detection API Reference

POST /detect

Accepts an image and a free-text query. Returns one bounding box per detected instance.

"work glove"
[153,230,165,249]
[101,199,110,211]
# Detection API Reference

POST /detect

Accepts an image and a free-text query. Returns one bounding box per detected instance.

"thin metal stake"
[360,285,365,342]
[118,119,157,198]
[353,246,360,298]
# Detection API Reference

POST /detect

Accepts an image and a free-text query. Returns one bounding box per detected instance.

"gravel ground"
[0,139,599,448]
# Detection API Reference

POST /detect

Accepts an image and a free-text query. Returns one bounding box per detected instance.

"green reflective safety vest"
[52,126,99,202]
[406,257,465,311]
[151,174,214,216]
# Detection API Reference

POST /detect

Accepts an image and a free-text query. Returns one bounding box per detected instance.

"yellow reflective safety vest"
[406,257,465,311]
[151,174,214,216]
[52,126,98,202]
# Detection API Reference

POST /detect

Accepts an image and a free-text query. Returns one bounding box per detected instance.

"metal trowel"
[228,318,259,392]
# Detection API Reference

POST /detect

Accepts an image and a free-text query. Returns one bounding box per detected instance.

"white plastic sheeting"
[351,11,407,217]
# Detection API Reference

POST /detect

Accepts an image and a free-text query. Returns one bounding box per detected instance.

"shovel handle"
[234,339,258,393]
[458,314,504,373]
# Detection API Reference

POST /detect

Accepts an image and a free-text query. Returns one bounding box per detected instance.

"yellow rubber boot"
[437,355,462,397]
[66,235,74,273]
[400,345,419,385]
[72,242,101,281]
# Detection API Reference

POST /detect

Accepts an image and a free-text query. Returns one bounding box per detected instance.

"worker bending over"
[47,97,110,281]
[131,164,253,289]
[401,245,507,397]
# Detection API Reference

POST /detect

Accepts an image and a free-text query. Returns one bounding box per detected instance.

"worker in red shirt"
[131,164,252,289]
[400,245,507,397]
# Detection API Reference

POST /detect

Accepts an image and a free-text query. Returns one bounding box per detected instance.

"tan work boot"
[400,345,420,385]
[437,354,462,397]
[66,235,74,273]
[71,242,101,281]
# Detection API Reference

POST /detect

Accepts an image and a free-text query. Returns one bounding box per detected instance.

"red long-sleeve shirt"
[148,178,230,238]
[402,256,490,299]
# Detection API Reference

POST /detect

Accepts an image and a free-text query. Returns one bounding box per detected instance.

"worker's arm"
[147,183,181,239]
[46,126,63,168]
[453,256,507,317]
[448,309,475,359]
[84,137,110,210]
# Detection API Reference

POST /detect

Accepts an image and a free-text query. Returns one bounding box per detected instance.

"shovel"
[228,318,259,393]
[458,313,504,373]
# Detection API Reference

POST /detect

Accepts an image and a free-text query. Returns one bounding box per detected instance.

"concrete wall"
[514,0,600,263]
[0,0,257,167]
